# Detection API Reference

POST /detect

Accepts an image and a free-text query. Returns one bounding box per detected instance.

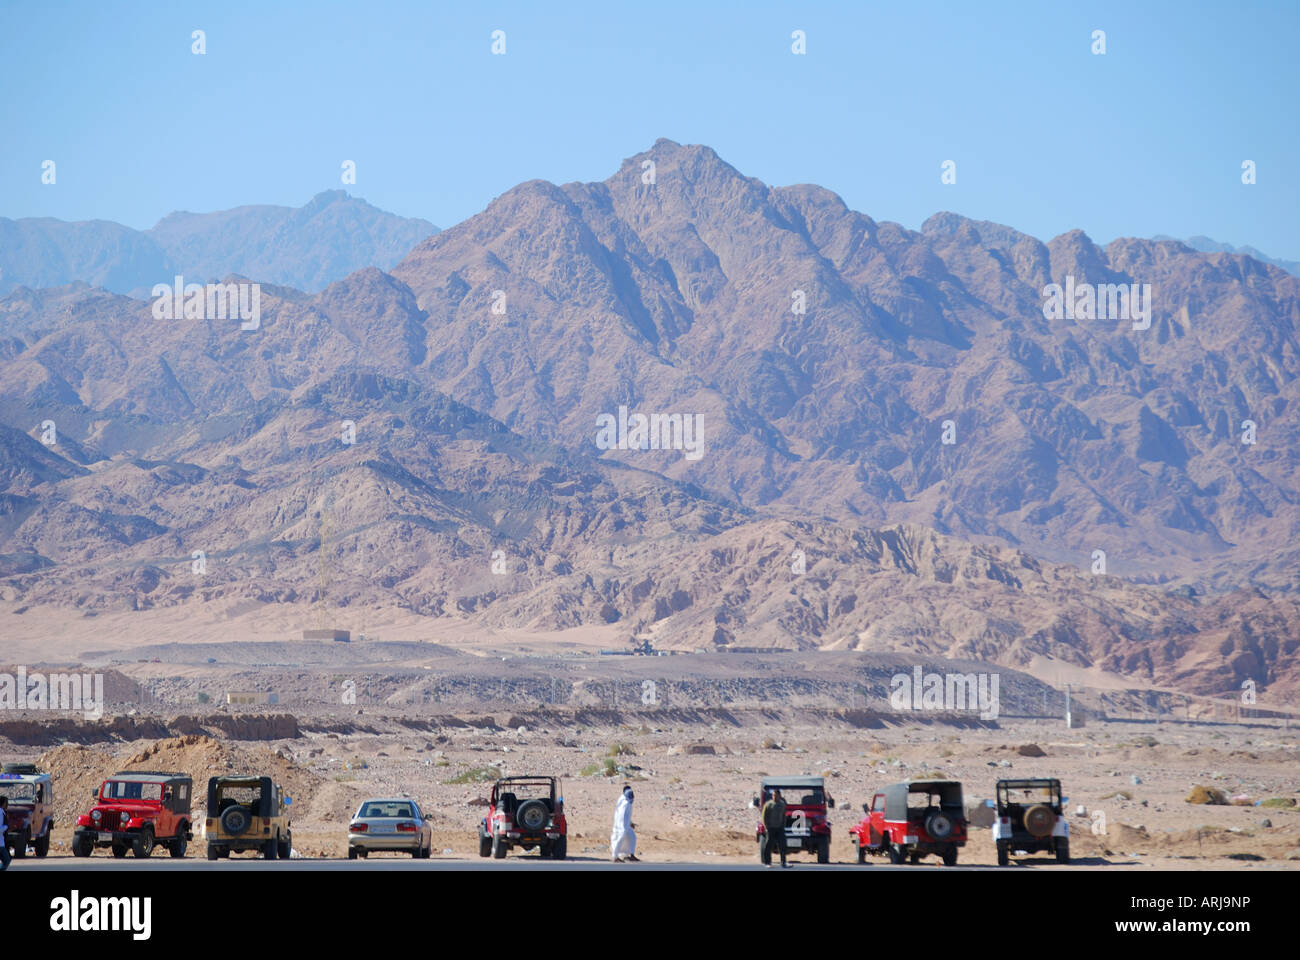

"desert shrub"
[580,758,619,777]
[445,767,498,784]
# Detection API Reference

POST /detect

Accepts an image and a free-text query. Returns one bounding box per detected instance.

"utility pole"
[1065,683,1073,728]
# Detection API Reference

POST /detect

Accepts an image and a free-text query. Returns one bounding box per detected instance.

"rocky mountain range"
[0,191,437,297]
[1153,235,1300,278]
[1,140,1297,703]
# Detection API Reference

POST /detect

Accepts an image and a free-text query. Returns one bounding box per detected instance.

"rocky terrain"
[7,713,1298,869]
[2,140,1299,705]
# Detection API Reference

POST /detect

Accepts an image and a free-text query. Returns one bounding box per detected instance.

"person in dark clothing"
[0,798,10,871]
[760,789,788,867]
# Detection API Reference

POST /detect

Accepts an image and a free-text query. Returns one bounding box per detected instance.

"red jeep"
[754,776,835,864]
[477,775,567,860]
[850,779,966,866]
[71,771,194,858]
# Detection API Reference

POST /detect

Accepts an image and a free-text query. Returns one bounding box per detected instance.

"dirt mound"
[37,734,324,826]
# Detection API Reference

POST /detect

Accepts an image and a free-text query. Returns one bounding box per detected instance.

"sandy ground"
[4,599,1296,868]
[14,714,1299,870]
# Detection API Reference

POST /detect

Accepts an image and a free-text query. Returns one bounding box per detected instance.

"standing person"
[761,788,788,868]
[610,784,638,862]
[0,797,10,871]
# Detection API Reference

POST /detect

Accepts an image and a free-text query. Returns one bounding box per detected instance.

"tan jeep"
[204,775,292,860]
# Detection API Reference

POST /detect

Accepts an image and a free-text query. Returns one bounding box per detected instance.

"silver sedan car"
[347,798,433,858]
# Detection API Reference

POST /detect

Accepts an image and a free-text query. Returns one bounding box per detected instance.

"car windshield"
[218,785,263,805]
[497,782,551,799]
[907,788,960,810]
[0,782,37,802]
[766,787,824,805]
[359,801,415,818]
[1002,784,1057,803]
[101,781,162,801]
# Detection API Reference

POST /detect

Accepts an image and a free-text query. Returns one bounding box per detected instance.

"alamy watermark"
[1042,275,1151,330]
[0,667,104,720]
[151,275,261,330]
[595,406,705,460]
[889,666,1000,720]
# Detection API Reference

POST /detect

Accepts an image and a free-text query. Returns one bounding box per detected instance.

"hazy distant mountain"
[2,141,1299,701]
[148,191,438,294]
[0,217,173,295]
[0,192,437,296]
[1153,234,1300,276]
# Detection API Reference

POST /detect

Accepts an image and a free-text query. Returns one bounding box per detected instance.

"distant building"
[227,691,279,706]
[302,629,350,642]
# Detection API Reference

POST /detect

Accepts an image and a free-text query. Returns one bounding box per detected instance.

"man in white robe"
[610,785,638,862]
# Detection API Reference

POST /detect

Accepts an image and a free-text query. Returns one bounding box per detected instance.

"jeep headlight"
[91,810,102,821]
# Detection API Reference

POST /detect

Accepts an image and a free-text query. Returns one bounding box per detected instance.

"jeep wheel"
[924,810,955,840]
[478,828,492,858]
[909,852,920,865]
[996,841,1010,866]
[856,842,867,864]
[816,836,830,864]
[111,843,129,858]
[348,847,358,860]
[264,834,278,859]
[220,805,251,837]
[133,826,155,858]
[941,846,958,867]
[72,833,92,858]
[169,834,187,858]
[10,831,27,858]
[34,832,50,857]
[887,843,905,865]
[491,830,507,859]
[1055,839,1070,864]
[553,836,567,860]
[1024,804,1054,838]
[279,833,292,859]
[516,799,548,832]
[207,843,219,861]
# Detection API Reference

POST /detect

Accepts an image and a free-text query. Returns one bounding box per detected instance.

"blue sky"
[2,0,1297,258]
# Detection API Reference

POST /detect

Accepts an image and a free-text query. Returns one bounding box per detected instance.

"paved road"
[10,855,1009,872]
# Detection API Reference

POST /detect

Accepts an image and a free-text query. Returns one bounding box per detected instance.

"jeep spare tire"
[516,799,548,831]
[1023,804,1054,838]
[221,805,251,836]
[924,811,954,840]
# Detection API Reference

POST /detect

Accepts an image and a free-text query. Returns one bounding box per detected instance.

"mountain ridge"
[2,139,1298,703]
[0,192,437,297]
